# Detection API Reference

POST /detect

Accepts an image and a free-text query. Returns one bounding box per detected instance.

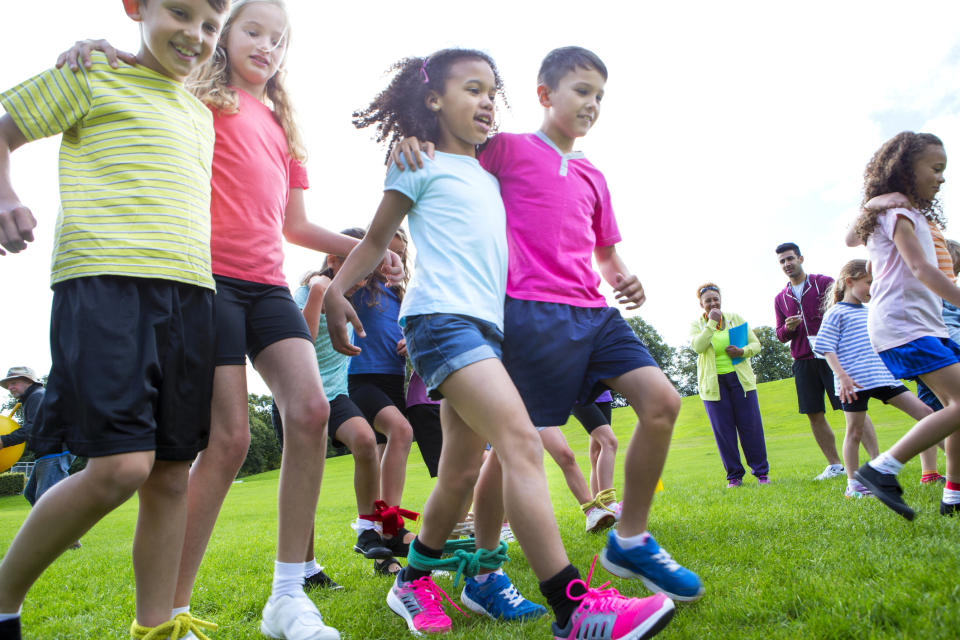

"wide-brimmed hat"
[0,366,40,390]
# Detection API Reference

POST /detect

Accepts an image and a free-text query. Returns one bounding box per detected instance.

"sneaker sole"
[585,513,616,533]
[599,549,705,602]
[623,596,676,640]
[386,587,451,636]
[354,544,395,560]
[853,470,915,520]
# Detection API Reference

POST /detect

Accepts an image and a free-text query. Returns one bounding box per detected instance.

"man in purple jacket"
[773,243,847,480]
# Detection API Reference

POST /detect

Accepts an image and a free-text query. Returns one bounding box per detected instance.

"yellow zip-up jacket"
[690,311,761,402]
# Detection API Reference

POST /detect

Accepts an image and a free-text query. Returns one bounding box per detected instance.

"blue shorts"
[402,314,503,397]
[878,336,960,379]
[502,297,658,426]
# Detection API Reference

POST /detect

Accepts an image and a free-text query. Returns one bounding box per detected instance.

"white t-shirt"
[385,152,508,330]
[866,208,948,352]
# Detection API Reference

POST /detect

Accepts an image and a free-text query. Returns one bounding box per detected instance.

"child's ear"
[536,84,552,108]
[424,91,442,114]
[122,0,143,20]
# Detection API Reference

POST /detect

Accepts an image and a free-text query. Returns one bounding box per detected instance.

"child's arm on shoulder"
[324,190,412,355]
[55,39,137,71]
[594,245,645,310]
[283,187,404,284]
[892,215,960,307]
[301,275,332,342]
[389,137,436,172]
[0,115,35,255]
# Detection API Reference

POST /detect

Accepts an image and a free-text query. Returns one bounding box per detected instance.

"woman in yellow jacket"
[691,283,770,487]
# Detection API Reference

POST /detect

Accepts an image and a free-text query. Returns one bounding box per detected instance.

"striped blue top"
[815,302,899,393]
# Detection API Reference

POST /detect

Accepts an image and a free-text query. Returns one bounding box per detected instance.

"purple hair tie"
[420,57,430,84]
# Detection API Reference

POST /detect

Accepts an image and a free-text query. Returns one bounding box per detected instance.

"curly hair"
[187,0,307,162]
[854,132,945,242]
[696,282,720,301]
[823,259,869,312]
[353,48,506,162]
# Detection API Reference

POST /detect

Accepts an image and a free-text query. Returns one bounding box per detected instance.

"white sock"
[271,561,305,601]
[943,488,960,505]
[304,558,320,578]
[351,517,378,534]
[171,606,190,617]
[867,451,904,475]
[472,569,503,583]
[0,608,21,622]
[614,530,651,549]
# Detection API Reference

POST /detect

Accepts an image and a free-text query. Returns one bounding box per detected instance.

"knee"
[86,454,153,502]
[552,445,577,470]
[638,391,681,432]
[498,429,544,469]
[386,419,413,449]
[445,464,481,497]
[283,397,331,444]
[352,432,379,465]
[212,424,252,466]
[596,431,618,451]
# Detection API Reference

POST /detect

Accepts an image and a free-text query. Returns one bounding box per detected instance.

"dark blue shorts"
[502,297,657,426]
[878,336,960,379]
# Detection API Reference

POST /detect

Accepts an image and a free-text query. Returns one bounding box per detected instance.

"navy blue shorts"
[879,336,960,379]
[840,384,908,412]
[213,274,312,366]
[502,297,657,426]
[402,313,503,398]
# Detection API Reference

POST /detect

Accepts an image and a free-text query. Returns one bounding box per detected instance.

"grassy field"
[1,378,958,639]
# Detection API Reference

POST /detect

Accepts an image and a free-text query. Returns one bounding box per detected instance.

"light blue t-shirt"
[294,285,351,401]
[815,302,899,394]
[386,152,508,330]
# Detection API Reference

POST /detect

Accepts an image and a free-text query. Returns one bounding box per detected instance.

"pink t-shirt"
[866,208,948,352]
[479,132,620,307]
[209,88,309,286]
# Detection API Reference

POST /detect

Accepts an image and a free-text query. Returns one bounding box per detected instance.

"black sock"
[400,536,442,583]
[0,616,21,640]
[539,564,584,629]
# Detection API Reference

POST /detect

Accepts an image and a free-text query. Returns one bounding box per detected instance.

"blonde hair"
[187,0,306,162]
[824,259,869,311]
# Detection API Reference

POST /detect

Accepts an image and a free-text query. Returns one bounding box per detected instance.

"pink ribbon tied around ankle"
[369,500,420,536]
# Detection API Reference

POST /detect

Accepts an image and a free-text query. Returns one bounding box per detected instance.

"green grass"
[2,378,958,639]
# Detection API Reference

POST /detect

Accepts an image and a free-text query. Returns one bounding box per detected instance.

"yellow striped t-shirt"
[0,52,215,289]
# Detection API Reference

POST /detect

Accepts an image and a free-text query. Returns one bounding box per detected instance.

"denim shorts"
[878,336,960,379]
[24,452,75,506]
[402,313,503,398]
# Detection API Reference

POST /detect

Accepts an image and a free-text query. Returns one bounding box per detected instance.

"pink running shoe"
[553,557,675,640]
[387,574,463,635]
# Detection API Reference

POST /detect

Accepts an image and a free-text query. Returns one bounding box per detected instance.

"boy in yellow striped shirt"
[0,1,232,639]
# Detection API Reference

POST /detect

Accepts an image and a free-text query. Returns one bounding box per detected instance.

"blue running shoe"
[460,571,547,621]
[600,531,704,601]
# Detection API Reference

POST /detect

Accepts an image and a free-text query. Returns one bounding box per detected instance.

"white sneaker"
[814,464,845,480]
[260,593,340,640]
[500,523,515,543]
[584,506,616,533]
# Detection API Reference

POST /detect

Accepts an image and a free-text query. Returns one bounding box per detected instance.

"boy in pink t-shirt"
[396,47,704,616]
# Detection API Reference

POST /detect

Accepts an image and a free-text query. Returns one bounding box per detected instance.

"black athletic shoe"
[304,569,343,591]
[941,501,959,516]
[854,463,915,520]
[0,616,21,640]
[384,527,412,557]
[354,529,393,559]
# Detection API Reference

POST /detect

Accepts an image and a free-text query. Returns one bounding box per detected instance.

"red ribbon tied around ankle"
[370,500,419,536]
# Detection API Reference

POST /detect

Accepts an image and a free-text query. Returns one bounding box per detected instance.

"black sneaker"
[304,569,343,591]
[0,616,21,640]
[941,501,959,516]
[354,529,393,559]
[384,526,412,557]
[854,463,915,520]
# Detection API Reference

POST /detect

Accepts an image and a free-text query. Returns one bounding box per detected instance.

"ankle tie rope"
[360,500,420,537]
[580,489,618,515]
[408,539,510,588]
[130,613,218,640]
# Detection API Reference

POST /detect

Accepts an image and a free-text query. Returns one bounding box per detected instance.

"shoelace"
[564,556,627,615]
[130,613,218,640]
[406,576,468,620]
[498,584,527,608]
[580,490,618,515]
[650,548,681,572]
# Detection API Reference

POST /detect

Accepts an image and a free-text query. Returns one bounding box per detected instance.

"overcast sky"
[4,1,960,400]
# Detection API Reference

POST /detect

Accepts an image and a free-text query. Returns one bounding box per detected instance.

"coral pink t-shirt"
[209,88,308,286]
[479,132,620,307]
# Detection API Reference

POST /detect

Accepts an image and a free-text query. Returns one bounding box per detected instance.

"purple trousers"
[703,372,769,480]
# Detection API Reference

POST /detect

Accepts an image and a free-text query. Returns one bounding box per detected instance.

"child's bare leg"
[173,365,250,607]
[888,365,960,463]
[438,359,568,578]
[589,437,601,496]
[946,431,960,484]
[0,452,154,612]
[372,407,413,507]
[539,427,592,504]
[860,415,880,459]
[842,411,866,480]
[472,448,505,558]
[590,425,618,493]
[133,460,190,626]
[887,392,937,471]
[336,418,382,514]
[256,338,330,565]
[607,367,681,536]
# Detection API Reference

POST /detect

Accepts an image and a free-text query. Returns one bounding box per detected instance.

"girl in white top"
[847,131,960,519]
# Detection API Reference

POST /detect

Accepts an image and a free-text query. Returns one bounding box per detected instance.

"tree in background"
[672,346,699,397]
[239,394,283,478]
[751,325,793,383]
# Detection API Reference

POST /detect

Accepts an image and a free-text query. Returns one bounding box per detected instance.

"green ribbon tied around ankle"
[408,538,510,587]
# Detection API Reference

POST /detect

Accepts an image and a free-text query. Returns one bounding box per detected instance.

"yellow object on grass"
[0,404,25,474]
